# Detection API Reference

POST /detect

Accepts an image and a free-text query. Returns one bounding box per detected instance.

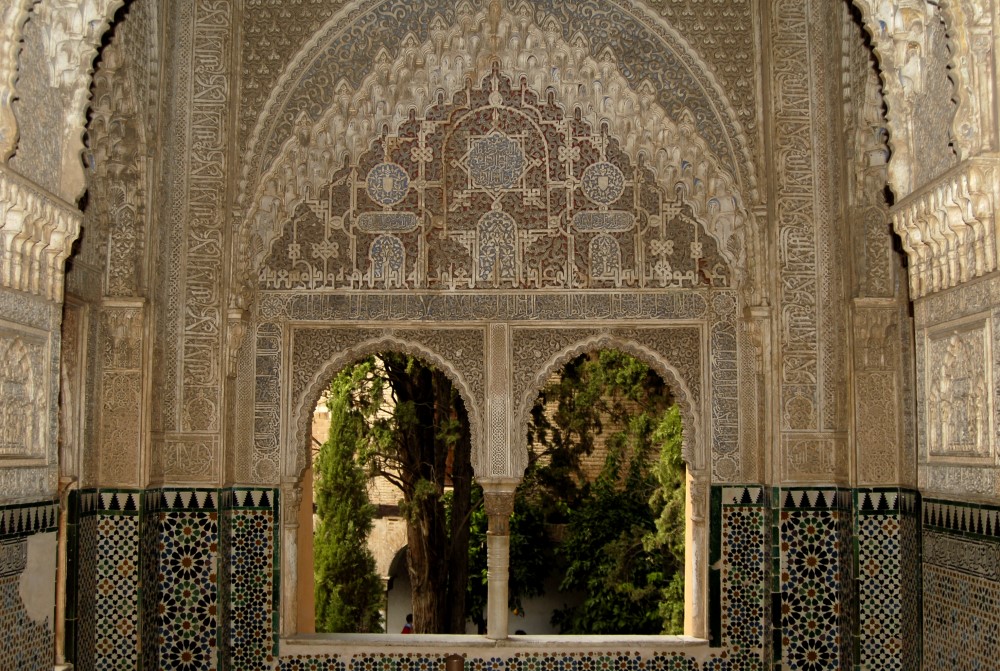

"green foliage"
[647,405,686,634]
[313,368,384,633]
[315,353,474,633]
[529,351,686,635]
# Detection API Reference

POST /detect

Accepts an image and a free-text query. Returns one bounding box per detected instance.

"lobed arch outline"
[85,4,159,297]
[233,0,762,310]
[289,333,485,485]
[513,333,705,480]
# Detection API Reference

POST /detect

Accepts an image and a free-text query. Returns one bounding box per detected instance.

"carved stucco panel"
[772,0,823,438]
[909,10,961,187]
[853,304,905,485]
[176,0,232,446]
[0,164,81,302]
[58,298,86,481]
[780,435,849,483]
[843,4,897,301]
[939,0,998,159]
[815,0,850,439]
[258,290,711,323]
[915,279,1000,497]
[235,0,759,312]
[486,322,516,479]
[0,301,57,501]
[230,313,257,483]
[238,0,762,186]
[0,326,46,460]
[85,0,158,299]
[925,315,994,464]
[97,303,144,486]
[0,0,38,161]
[851,0,959,198]
[161,435,218,483]
[251,322,282,484]
[253,68,734,305]
[10,0,125,201]
[892,158,1000,300]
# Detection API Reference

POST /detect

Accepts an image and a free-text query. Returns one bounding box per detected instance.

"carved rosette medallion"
[366,162,410,207]
[581,162,625,205]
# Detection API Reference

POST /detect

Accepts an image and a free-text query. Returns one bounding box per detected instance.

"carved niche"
[258,66,731,294]
[0,329,45,460]
[925,316,995,463]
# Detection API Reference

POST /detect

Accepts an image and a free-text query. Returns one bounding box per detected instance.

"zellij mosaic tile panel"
[158,502,219,671]
[228,489,278,671]
[776,490,849,671]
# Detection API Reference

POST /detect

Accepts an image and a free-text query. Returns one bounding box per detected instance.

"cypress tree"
[313,368,385,633]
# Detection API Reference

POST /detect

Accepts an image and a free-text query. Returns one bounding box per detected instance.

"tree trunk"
[445,388,473,633]
[388,355,448,633]
[384,354,473,634]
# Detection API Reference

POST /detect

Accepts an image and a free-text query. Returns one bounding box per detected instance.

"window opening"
[509,349,687,635]
[304,352,475,634]
[297,348,691,638]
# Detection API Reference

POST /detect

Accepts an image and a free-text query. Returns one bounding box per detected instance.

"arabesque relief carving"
[236,0,758,311]
[892,159,999,300]
[9,0,125,201]
[0,165,80,302]
[98,303,144,485]
[854,305,904,484]
[257,66,732,295]
[773,0,817,435]
[851,0,959,198]
[926,317,994,463]
[85,0,157,299]
[939,0,999,160]
[0,0,37,161]
[0,333,40,459]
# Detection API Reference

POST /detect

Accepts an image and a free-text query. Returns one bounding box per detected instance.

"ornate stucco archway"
[234,1,755,641]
